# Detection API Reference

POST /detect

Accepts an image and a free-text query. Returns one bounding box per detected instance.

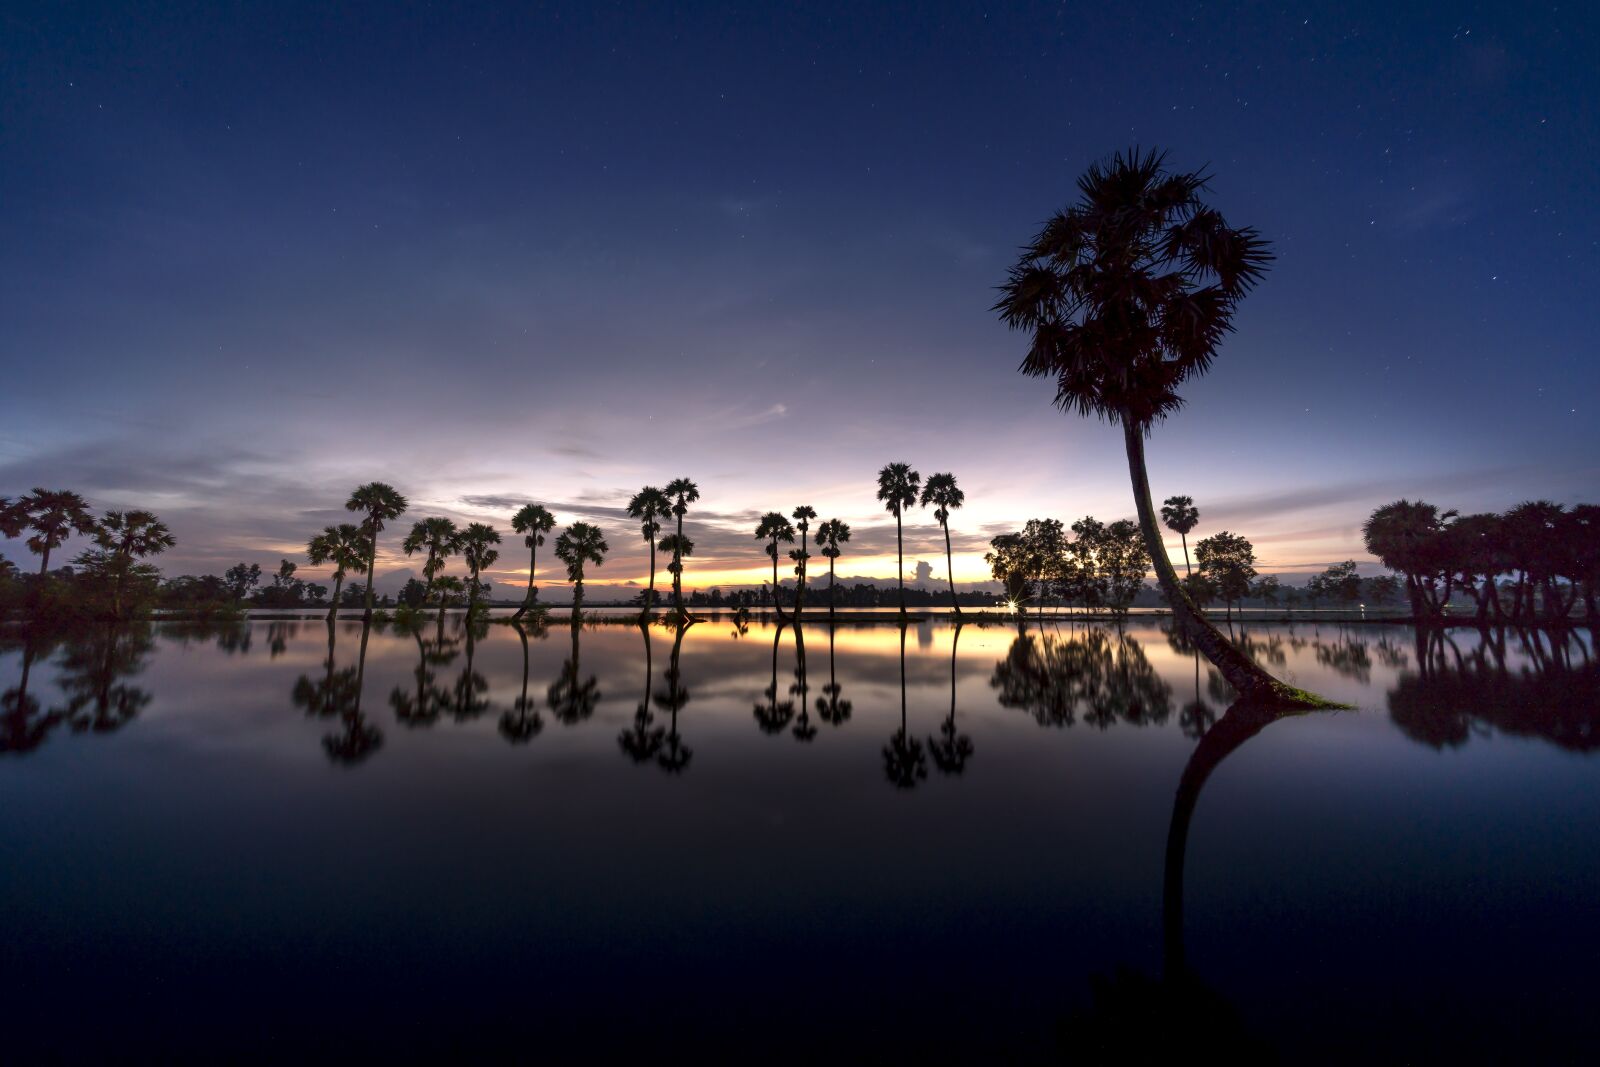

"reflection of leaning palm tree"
[0,630,65,756]
[790,624,816,741]
[753,621,796,734]
[619,621,665,762]
[548,620,600,725]
[390,619,455,728]
[500,620,545,744]
[815,623,852,726]
[655,620,694,773]
[882,625,927,788]
[928,623,972,773]
[323,620,384,765]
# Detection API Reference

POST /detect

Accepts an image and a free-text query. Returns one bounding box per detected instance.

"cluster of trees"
[1364,499,1599,624]
[985,516,1152,614]
[0,489,176,618]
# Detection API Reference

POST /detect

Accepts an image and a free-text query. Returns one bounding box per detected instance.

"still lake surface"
[3,616,1597,1063]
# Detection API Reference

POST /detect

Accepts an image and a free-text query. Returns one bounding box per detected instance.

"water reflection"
[548,619,600,725]
[499,620,545,744]
[882,625,927,788]
[928,622,973,774]
[991,623,1172,729]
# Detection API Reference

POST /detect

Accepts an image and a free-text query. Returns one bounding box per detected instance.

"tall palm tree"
[627,487,672,617]
[459,523,501,615]
[791,505,817,618]
[815,519,851,618]
[658,532,694,611]
[755,512,796,619]
[554,521,607,618]
[307,523,368,620]
[995,149,1325,706]
[876,463,921,618]
[345,483,408,618]
[18,488,96,575]
[1161,496,1200,577]
[919,473,965,617]
[401,517,461,616]
[93,509,176,618]
[664,478,700,615]
[510,503,556,620]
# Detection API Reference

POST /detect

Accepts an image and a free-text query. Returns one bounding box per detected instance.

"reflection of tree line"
[1,621,156,755]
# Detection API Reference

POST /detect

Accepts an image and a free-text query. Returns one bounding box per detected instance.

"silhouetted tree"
[883,625,927,787]
[755,511,795,620]
[1195,531,1256,622]
[754,621,795,733]
[80,510,174,618]
[548,621,599,724]
[920,473,966,617]
[554,522,607,617]
[815,519,851,618]
[307,523,367,620]
[459,522,501,615]
[790,505,816,618]
[928,623,973,773]
[402,516,462,620]
[510,503,556,620]
[345,482,408,619]
[790,624,816,741]
[500,620,545,743]
[1160,495,1200,577]
[655,620,694,772]
[627,487,671,619]
[1363,499,1454,621]
[664,478,700,616]
[619,622,664,762]
[876,462,921,618]
[16,488,96,576]
[816,623,852,726]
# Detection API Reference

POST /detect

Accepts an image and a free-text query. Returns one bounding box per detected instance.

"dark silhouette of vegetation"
[664,478,700,617]
[554,522,607,618]
[754,511,795,622]
[620,621,664,762]
[928,623,973,773]
[876,462,921,618]
[510,503,556,620]
[402,516,462,621]
[1195,530,1255,622]
[548,618,599,724]
[389,616,456,728]
[816,623,852,725]
[790,624,816,741]
[655,620,693,772]
[790,505,816,619]
[293,619,383,764]
[991,626,1172,729]
[920,473,966,618]
[78,510,175,618]
[459,522,500,615]
[345,482,408,620]
[306,523,369,620]
[815,518,851,619]
[753,620,795,734]
[882,625,927,787]
[996,148,1325,706]
[627,487,671,620]
[16,488,97,576]
[1160,495,1200,577]
[500,620,545,743]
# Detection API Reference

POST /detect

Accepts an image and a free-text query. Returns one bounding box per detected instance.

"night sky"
[2,2,1595,596]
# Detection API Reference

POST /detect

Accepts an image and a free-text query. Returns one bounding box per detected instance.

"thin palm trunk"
[895,512,905,616]
[1123,419,1327,705]
[942,520,961,617]
[329,574,344,621]
[771,543,788,620]
[796,529,808,620]
[1180,533,1191,578]
[38,543,51,576]
[363,523,379,618]
[515,542,538,620]
[829,556,836,619]
[672,514,685,616]
[643,536,656,619]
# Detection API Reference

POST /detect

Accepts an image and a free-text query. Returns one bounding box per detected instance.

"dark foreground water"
[3,616,1597,1064]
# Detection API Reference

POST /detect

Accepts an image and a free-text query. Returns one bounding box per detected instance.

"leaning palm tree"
[345,483,408,618]
[93,509,176,618]
[664,478,700,615]
[554,521,608,618]
[995,148,1327,706]
[459,523,501,615]
[510,503,556,620]
[790,505,817,618]
[627,487,672,617]
[307,523,368,620]
[18,488,97,575]
[1161,496,1201,577]
[920,473,965,617]
[401,517,461,614]
[755,512,796,620]
[815,519,851,618]
[876,463,921,617]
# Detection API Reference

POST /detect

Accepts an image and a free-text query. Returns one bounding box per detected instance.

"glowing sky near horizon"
[1,2,1595,596]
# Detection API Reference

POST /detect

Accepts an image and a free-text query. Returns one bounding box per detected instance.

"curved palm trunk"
[329,574,344,622]
[796,530,808,620]
[363,521,379,618]
[895,512,906,617]
[942,520,961,617]
[515,542,538,620]
[642,536,657,619]
[770,544,788,621]
[1180,533,1191,578]
[1123,420,1330,706]
[38,540,53,577]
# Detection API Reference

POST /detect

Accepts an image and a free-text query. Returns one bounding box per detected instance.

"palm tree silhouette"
[325,620,383,764]
[664,478,700,616]
[307,523,367,620]
[554,522,607,619]
[0,497,26,540]
[401,516,462,620]
[755,511,796,620]
[995,149,1324,706]
[1161,496,1200,578]
[815,519,851,619]
[790,505,817,619]
[1363,499,1453,620]
[92,510,175,617]
[816,622,852,725]
[17,488,96,575]
[928,623,973,773]
[753,621,796,734]
[510,503,556,620]
[619,622,664,762]
[876,463,921,618]
[627,487,672,619]
[882,624,927,787]
[790,624,816,741]
[655,620,694,773]
[657,532,694,616]
[500,621,545,744]
[459,522,501,615]
[345,483,408,619]
[920,473,965,617]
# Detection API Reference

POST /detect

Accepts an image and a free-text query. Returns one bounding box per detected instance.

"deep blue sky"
[2,1,1595,591]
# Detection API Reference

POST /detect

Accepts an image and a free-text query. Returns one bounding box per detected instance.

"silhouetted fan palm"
[920,473,965,617]
[816,623,852,725]
[554,522,607,618]
[345,483,408,619]
[876,463,921,617]
[1362,498,1454,620]
[619,622,664,762]
[402,516,462,620]
[59,624,155,735]
[510,503,556,620]
[928,623,972,773]
[883,626,927,787]
[657,532,693,614]
[790,505,817,619]
[753,621,796,734]
[307,523,367,620]
[654,621,694,773]
[1161,495,1200,577]
[627,487,671,618]
[790,625,816,741]
[17,488,96,575]
[995,149,1324,707]
[88,511,175,617]
[664,478,700,616]
[548,622,600,724]
[755,511,796,620]
[499,621,545,743]
[459,522,501,614]
[815,519,851,618]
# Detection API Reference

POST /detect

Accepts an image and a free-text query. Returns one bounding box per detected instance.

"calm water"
[3,617,1597,1063]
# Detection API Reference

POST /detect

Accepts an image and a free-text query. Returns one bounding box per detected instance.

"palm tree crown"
[1161,496,1199,535]
[555,522,608,608]
[402,517,462,588]
[664,478,700,613]
[459,523,501,608]
[815,518,852,614]
[95,510,175,560]
[877,463,921,615]
[307,522,368,616]
[755,511,796,613]
[345,482,408,615]
[510,503,557,617]
[628,487,672,612]
[18,488,97,574]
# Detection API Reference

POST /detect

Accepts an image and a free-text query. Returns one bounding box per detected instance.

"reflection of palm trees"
[882,625,927,788]
[790,624,816,741]
[1,629,64,755]
[753,621,795,733]
[816,623,852,726]
[59,623,154,735]
[548,620,600,725]
[928,623,973,773]
[323,621,383,765]
[991,627,1172,729]
[500,620,545,744]
[619,621,664,762]
[447,617,492,722]
[655,621,694,773]
[389,619,456,728]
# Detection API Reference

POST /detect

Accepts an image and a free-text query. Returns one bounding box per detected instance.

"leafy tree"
[510,503,556,620]
[876,462,921,617]
[664,478,700,616]
[1366,574,1401,610]
[920,473,966,617]
[1249,574,1280,612]
[224,562,262,602]
[995,149,1319,705]
[627,488,671,618]
[17,488,96,575]
[402,517,462,617]
[86,509,175,617]
[754,512,796,619]
[1363,500,1454,620]
[985,532,1034,609]
[814,519,851,617]
[1161,496,1201,577]
[1307,560,1361,611]
[345,482,408,618]
[1195,532,1256,622]
[459,523,501,614]
[307,523,367,619]
[554,521,607,616]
